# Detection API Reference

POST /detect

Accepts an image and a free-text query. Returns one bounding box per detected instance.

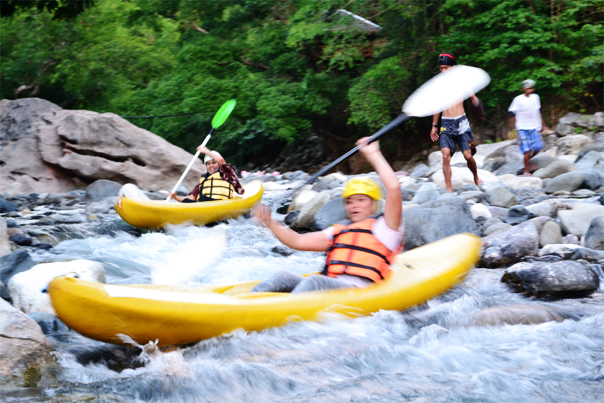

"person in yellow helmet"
[252,137,404,293]
[168,146,244,202]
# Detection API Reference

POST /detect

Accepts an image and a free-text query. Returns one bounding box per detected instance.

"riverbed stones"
[506,205,535,225]
[403,197,479,250]
[533,159,575,179]
[483,222,512,236]
[410,164,430,178]
[430,168,497,191]
[411,182,440,205]
[498,174,543,190]
[526,201,557,218]
[544,171,585,194]
[292,192,330,229]
[0,198,18,213]
[85,179,122,203]
[480,220,539,268]
[470,203,491,219]
[8,260,105,315]
[540,221,563,247]
[585,216,604,250]
[288,189,318,213]
[483,186,518,208]
[0,298,52,386]
[501,260,600,298]
[558,203,604,236]
[313,198,348,231]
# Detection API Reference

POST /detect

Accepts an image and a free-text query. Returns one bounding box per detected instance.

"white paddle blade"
[402,65,490,117]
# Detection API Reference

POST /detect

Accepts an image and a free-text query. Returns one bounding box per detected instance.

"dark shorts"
[439,114,475,156]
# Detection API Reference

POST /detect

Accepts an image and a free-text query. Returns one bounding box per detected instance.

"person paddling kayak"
[169,146,244,203]
[252,137,404,293]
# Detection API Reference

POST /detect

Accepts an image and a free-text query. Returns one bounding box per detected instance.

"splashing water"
[8,215,604,403]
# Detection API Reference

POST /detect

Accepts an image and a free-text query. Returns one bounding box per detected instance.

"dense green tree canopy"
[2,0,602,171]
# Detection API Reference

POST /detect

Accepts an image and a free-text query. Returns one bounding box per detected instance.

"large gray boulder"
[0,298,51,386]
[483,186,518,208]
[0,250,36,302]
[578,169,603,190]
[313,198,348,231]
[585,216,604,250]
[403,197,479,250]
[411,182,440,205]
[558,203,604,237]
[533,159,575,179]
[544,171,585,194]
[0,98,205,195]
[574,151,604,174]
[292,192,331,229]
[556,135,592,156]
[85,179,122,203]
[480,220,539,268]
[501,261,600,298]
[539,221,563,247]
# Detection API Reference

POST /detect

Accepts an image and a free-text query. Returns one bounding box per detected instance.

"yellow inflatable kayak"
[115,180,263,229]
[48,234,480,347]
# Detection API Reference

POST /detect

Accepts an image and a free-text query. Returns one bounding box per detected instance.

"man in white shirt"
[508,79,550,175]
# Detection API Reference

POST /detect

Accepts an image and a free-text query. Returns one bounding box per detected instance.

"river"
[3,196,604,402]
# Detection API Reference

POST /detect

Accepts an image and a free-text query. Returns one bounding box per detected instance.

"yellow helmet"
[341,177,382,201]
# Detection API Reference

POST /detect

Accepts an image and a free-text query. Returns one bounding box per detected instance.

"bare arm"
[198,146,226,165]
[253,205,329,251]
[430,112,440,142]
[168,193,195,202]
[357,137,402,231]
[540,113,550,132]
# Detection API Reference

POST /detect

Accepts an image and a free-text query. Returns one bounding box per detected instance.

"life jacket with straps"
[321,216,403,283]
[197,171,235,201]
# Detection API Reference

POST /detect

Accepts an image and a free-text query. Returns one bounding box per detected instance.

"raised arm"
[253,205,329,251]
[198,146,226,165]
[357,137,402,231]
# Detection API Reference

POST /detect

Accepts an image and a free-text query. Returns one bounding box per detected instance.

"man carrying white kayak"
[429,52,482,192]
[168,146,244,202]
[252,137,404,293]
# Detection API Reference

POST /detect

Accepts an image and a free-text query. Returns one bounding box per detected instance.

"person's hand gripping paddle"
[286,65,490,198]
[166,99,237,201]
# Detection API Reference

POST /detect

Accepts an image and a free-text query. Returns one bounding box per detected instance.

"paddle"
[287,65,490,197]
[166,99,237,201]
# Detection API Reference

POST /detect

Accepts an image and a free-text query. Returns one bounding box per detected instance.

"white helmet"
[522,79,535,89]
[204,151,222,164]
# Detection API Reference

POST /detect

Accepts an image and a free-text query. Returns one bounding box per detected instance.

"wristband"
[432,124,438,127]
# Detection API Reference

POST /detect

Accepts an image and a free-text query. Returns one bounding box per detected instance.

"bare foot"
[474,177,483,186]
[522,172,532,176]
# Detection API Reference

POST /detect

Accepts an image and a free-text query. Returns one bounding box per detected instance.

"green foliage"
[1,0,602,170]
[574,126,584,133]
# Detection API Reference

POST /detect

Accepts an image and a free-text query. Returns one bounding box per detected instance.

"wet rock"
[483,186,518,208]
[480,220,539,268]
[506,205,536,225]
[8,260,105,315]
[49,213,87,224]
[284,211,299,226]
[310,181,331,192]
[411,182,440,205]
[512,186,549,206]
[85,179,122,203]
[403,197,480,250]
[28,311,70,335]
[470,203,491,219]
[544,171,585,194]
[313,198,348,231]
[558,203,604,236]
[540,221,563,247]
[8,234,33,246]
[287,189,318,213]
[86,197,116,214]
[483,222,512,236]
[498,174,543,190]
[567,247,604,263]
[556,134,593,156]
[36,217,56,226]
[526,201,557,218]
[0,198,18,213]
[410,164,430,178]
[0,298,52,386]
[502,260,599,298]
[292,192,330,229]
[0,250,36,302]
[585,216,604,250]
[90,220,142,238]
[578,169,603,190]
[533,159,575,179]
[539,243,581,258]
[487,206,509,221]
[6,218,17,228]
[471,304,572,326]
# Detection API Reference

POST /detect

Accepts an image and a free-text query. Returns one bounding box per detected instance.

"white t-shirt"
[508,93,542,130]
[322,216,405,288]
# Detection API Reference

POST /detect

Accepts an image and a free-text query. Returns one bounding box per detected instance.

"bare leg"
[442,147,453,192]
[523,151,531,175]
[462,149,481,186]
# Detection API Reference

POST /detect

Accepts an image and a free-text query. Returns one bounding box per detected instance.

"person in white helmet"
[168,146,244,202]
[508,79,551,176]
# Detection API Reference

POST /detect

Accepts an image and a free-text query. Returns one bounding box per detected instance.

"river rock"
[506,205,535,225]
[411,182,440,204]
[28,311,70,335]
[481,157,506,172]
[526,201,557,218]
[495,161,524,176]
[0,218,10,258]
[501,260,599,298]
[0,250,36,302]
[558,203,604,236]
[498,174,543,190]
[564,234,580,245]
[574,150,604,173]
[540,221,563,247]
[567,247,604,263]
[85,179,122,203]
[288,189,318,213]
[556,135,593,156]
[430,168,497,191]
[483,222,512,236]
[410,164,430,178]
[470,203,492,219]
[480,220,539,268]
[539,243,581,258]
[8,260,105,315]
[577,169,602,190]
[486,206,509,221]
[403,197,479,250]
[585,216,604,250]
[471,304,571,326]
[544,171,585,194]
[530,154,557,170]
[0,198,18,213]
[483,186,518,208]
[503,145,524,164]
[313,198,348,231]
[0,298,51,386]
[8,234,33,246]
[533,159,575,179]
[292,192,330,229]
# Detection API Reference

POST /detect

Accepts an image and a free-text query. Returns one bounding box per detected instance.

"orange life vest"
[322,217,402,283]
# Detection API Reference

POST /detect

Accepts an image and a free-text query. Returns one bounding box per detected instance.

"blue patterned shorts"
[518,129,544,154]
[439,114,475,156]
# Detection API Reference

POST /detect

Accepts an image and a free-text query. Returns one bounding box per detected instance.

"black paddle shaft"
[286,113,409,198]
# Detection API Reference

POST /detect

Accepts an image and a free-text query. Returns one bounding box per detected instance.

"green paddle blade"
[211,99,237,129]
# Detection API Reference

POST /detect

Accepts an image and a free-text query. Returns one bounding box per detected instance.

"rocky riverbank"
[1,111,604,393]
